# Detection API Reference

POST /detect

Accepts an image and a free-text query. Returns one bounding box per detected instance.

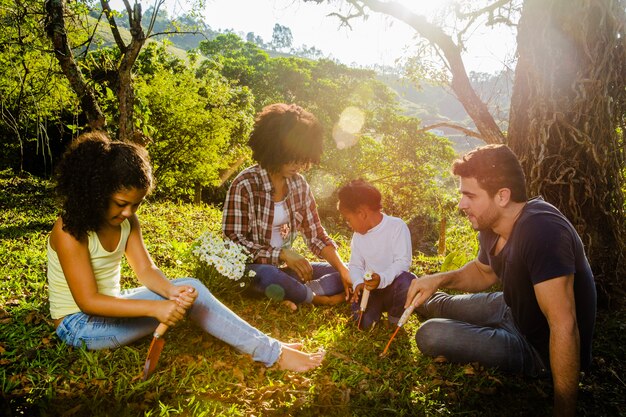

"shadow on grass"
[0,222,52,240]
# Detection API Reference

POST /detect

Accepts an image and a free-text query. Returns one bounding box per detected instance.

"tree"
[309,0,626,300]
[44,0,204,143]
[271,23,293,51]
[0,0,84,174]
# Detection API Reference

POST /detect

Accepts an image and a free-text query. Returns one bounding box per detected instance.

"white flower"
[193,231,251,281]
[248,270,257,277]
[364,270,374,281]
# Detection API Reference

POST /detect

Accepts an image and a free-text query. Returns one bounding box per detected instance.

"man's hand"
[404,274,441,309]
[280,248,313,282]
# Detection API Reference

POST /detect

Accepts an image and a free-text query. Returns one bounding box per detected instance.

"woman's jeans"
[247,262,344,304]
[55,278,282,366]
[414,292,548,376]
[351,272,416,329]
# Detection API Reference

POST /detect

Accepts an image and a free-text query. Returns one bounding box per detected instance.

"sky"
[193,0,517,74]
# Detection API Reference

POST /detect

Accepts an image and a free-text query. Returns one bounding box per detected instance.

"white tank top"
[270,200,289,248]
[47,219,130,319]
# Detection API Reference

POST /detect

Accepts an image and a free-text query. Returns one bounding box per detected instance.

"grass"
[1,170,625,416]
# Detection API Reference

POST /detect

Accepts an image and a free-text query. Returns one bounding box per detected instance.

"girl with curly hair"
[47,131,324,372]
[222,103,352,311]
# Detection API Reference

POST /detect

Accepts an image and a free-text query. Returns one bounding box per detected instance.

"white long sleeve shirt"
[348,214,412,289]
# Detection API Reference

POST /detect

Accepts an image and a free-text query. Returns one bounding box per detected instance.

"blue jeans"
[414,292,547,376]
[55,278,282,366]
[247,262,344,304]
[351,272,416,329]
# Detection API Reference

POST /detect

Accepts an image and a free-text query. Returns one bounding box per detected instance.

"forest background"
[1,0,625,416]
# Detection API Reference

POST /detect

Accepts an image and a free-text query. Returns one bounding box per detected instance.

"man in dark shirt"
[406,144,596,417]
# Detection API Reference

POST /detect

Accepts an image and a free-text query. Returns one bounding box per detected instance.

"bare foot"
[283,342,303,350]
[312,293,345,306]
[282,300,298,311]
[276,345,325,372]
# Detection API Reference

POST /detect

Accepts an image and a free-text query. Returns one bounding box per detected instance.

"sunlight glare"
[332,106,365,149]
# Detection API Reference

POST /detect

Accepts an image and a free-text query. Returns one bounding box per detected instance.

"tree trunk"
[116,1,147,144]
[44,0,106,131]
[508,0,626,305]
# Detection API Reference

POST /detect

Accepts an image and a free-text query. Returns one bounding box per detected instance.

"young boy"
[337,179,416,329]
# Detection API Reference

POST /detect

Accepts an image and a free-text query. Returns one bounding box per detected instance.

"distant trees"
[271,23,293,51]
[43,0,205,143]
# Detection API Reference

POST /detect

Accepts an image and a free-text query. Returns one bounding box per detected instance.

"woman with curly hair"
[47,131,324,372]
[222,103,352,310]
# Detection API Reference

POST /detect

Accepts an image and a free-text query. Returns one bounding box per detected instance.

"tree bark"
[44,0,106,131]
[508,0,626,303]
[115,1,147,143]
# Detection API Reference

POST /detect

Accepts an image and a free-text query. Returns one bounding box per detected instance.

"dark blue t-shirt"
[478,197,596,370]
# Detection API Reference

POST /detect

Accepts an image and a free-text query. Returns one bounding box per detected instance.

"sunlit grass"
[1,171,625,416]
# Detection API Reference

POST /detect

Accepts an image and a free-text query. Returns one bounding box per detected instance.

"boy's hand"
[350,283,365,303]
[364,273,380,291]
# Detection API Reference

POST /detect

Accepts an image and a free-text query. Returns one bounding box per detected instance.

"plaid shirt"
[222,165,335,265]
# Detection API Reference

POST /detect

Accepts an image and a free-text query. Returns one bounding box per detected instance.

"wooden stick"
[380,305,416,357]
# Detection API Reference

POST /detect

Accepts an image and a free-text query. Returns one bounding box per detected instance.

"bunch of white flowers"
[192,232,251,282]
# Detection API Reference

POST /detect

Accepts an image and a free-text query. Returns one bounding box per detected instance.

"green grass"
[1,171,625,416]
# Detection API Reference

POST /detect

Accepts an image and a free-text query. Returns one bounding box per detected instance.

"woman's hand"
[350,283,365,303]
[280,248,313,282]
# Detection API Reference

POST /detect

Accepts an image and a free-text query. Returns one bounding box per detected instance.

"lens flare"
[333,106,365,149]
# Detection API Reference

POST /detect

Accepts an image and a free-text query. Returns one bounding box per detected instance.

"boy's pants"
[352,271,416,329]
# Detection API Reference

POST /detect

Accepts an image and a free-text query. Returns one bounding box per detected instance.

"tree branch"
[44,0,106,131]
[356,0,505,144]
[101,0,127,52]
[418,122,483,139]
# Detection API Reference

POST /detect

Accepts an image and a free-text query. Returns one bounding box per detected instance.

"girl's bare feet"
[283,342,303,350]
[312,293,345,306]
[276,345,325,372]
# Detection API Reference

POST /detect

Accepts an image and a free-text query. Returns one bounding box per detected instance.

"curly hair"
[248,103,323,173]
[54,131,153,240]
[452,144,527,202]
[337,179,382,212]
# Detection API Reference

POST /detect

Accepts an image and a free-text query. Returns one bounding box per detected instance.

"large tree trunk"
[508,0,626,305]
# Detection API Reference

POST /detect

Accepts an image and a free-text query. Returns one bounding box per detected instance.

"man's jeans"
[415,292,547,376]
[55,278,282,366]
[247,262,344,304]
[351,271,416,329]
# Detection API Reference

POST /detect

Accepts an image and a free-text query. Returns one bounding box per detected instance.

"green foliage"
[0,0,78,173]
[131,44,255,200]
